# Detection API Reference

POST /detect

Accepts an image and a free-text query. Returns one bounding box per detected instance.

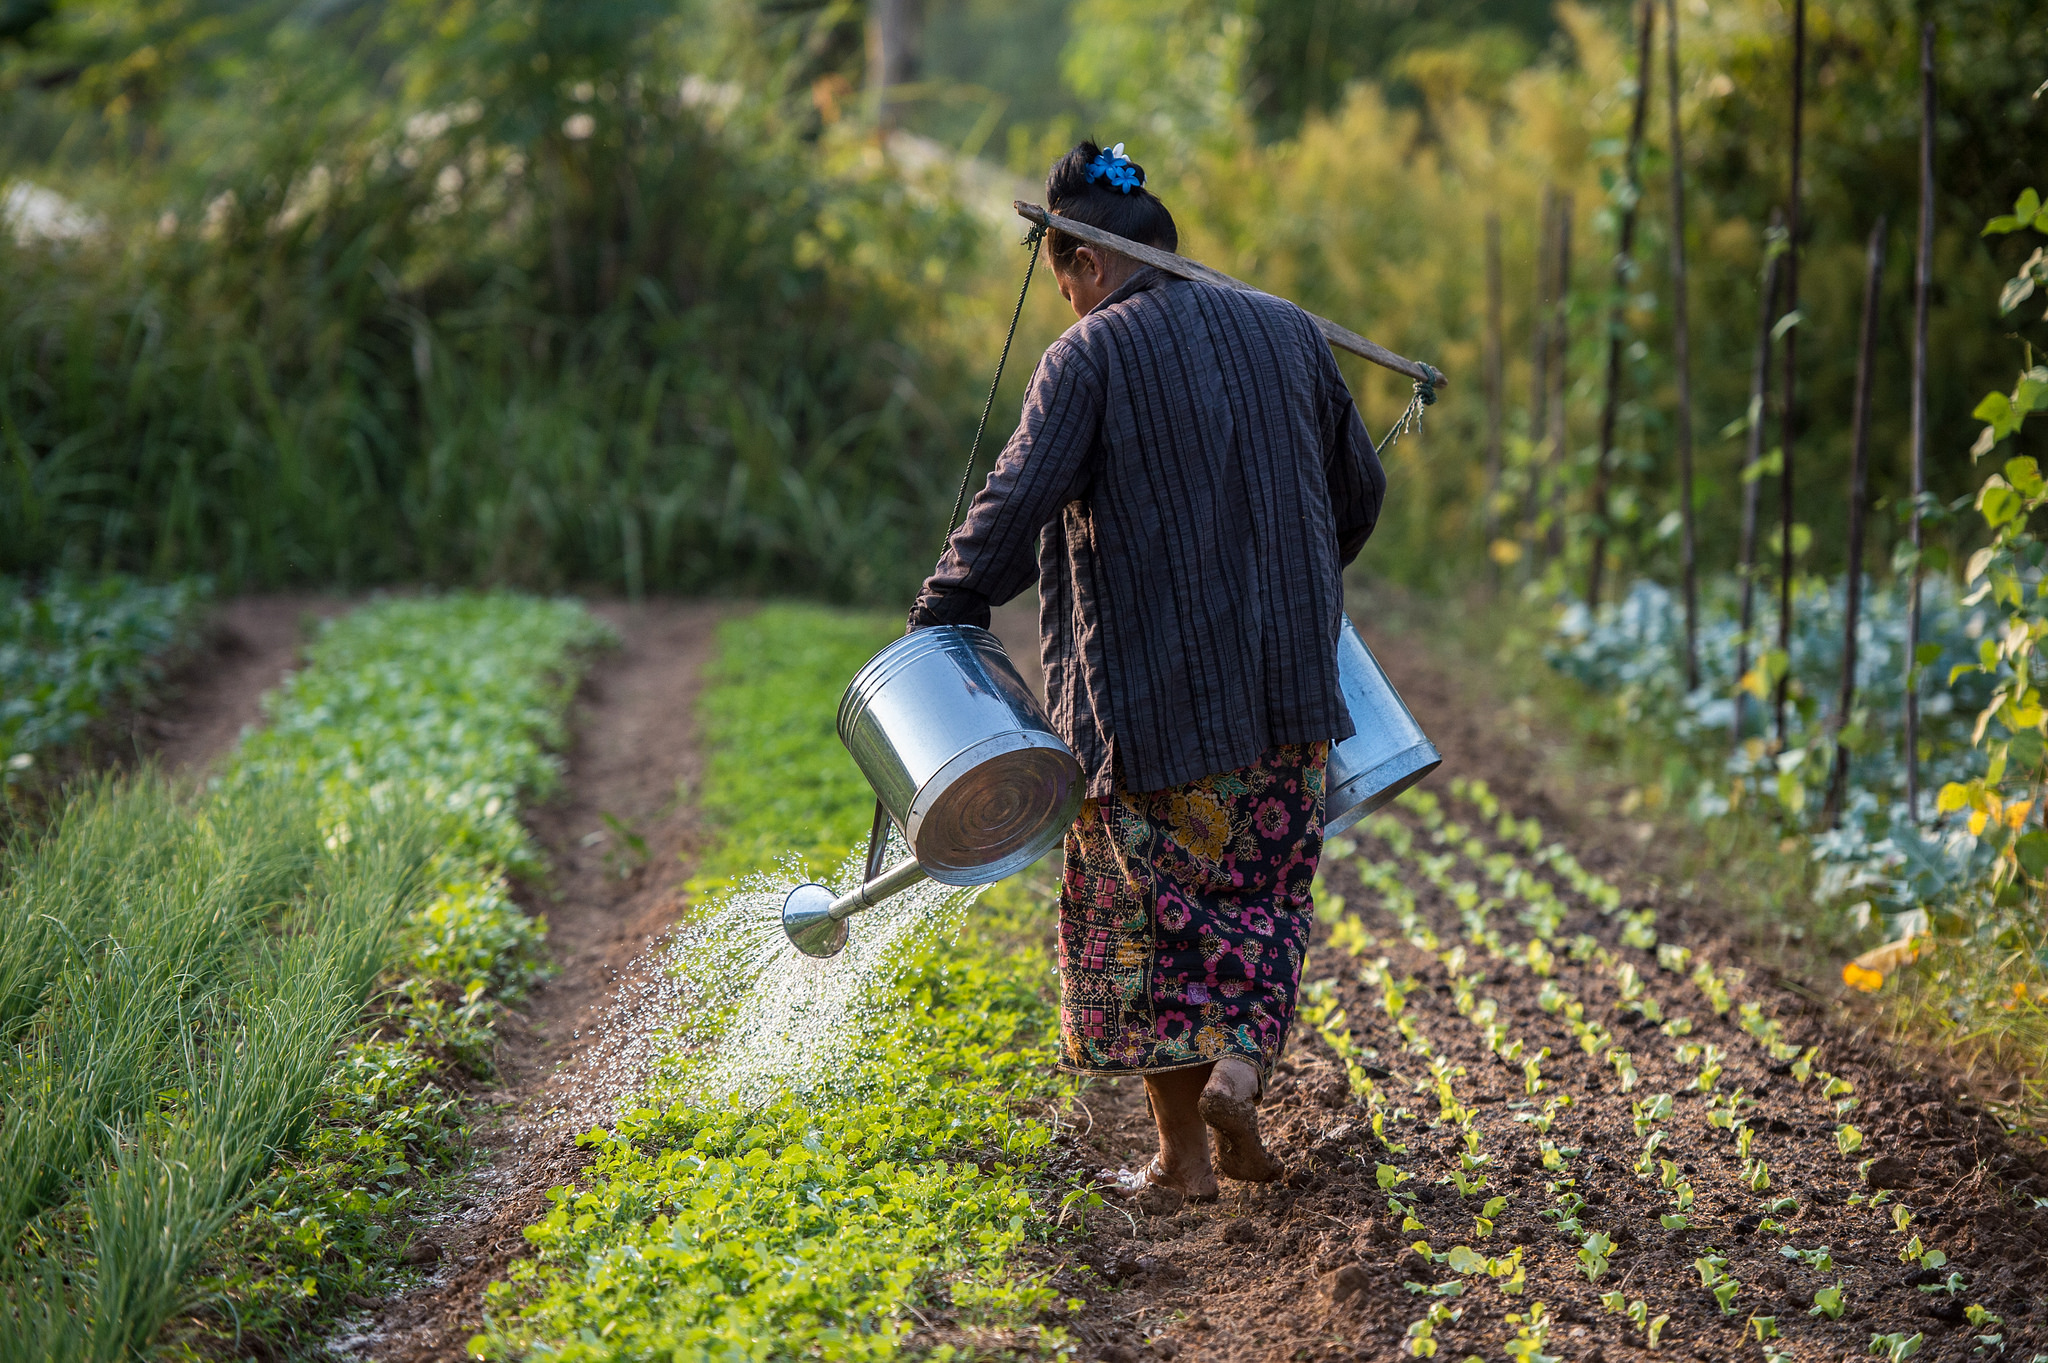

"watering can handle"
[862,799,893,884]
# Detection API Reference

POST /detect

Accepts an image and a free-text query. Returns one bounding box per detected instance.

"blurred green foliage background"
[2,0,2043,600]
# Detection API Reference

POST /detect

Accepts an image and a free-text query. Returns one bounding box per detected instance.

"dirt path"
[1042,618,2048,1363]
[143,594,349,776]
[352,601,723,1362]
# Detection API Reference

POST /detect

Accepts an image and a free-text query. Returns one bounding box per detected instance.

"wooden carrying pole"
[1013,201,1447,388]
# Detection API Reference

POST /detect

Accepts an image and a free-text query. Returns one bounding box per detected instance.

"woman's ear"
[1070,245,1102,285]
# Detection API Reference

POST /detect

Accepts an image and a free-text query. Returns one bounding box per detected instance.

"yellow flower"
[1167,788,1232,862]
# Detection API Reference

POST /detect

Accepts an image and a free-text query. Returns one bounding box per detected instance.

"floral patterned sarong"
[1055,742,1326,1081]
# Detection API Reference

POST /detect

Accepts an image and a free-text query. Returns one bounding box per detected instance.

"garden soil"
[158,598,2048,1361]
[1000,617,2048,1363]
[340,600,724,1362]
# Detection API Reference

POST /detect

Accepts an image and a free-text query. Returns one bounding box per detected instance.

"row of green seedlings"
[1417,783,1882,1348]
[1303,859,1649,1359]
[1317,836,1642,1355]
[1331,777,2005,1359]
[1342,783,1876,1353]
[1427,779,2011,1359]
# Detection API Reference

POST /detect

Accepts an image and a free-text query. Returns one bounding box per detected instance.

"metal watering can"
[781,614,1440,957]
[781,625,1084,957]
[1325,614,1443,835]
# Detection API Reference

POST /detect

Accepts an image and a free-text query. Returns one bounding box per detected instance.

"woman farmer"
[909,141,1385,1198]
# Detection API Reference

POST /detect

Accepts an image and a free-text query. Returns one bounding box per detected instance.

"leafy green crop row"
[0,574,207,789]
[475,606,1077,1361]
[0,593,607,1358]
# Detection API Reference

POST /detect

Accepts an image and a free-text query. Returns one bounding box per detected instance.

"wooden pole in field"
[1527,185,1557,568]
[1485,212,1506,584]
[1585,0,1655,610]
[1904,21,1936,816]
[1731,217,1784,749]
[1548,194,1574,564]
[1772,0,1806,747]
[1824,218,1889,827]
[1663,0,1699,690]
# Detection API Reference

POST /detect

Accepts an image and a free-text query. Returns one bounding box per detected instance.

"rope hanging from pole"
[942,222,1046,546]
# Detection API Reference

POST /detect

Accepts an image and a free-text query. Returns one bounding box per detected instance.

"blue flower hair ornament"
[1085,142,1144,194]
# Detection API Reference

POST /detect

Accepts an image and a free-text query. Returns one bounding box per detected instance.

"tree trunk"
[1772,0,1806,747]
[1823,218,1889,827]
[1484,212,1505,586]
[1663,0,1698,690]
[1585,0,1655,610]
[1731,217,1784,749]
[868,0,925,130]
[1905,21,1936,817]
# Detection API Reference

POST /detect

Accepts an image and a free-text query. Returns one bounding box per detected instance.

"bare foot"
[1104,1157,1219,1204]
[1198,1056,1283,1183]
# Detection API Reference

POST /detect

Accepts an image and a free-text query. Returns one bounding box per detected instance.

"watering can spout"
[782,858,931,958]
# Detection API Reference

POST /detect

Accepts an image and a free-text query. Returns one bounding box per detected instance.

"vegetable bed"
[1,573,207,789]
[474,606,1080,1361]
[0,593,608,1358]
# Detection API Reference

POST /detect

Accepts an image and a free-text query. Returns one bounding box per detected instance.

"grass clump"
[0,592,609,1357]
[474,605,1077,1360]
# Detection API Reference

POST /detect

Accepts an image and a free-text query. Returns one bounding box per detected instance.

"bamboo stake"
[1586,0,1655,610]
[1823,218,1889,827]
[1526,185,1557,568]
[1905,21,1936,817]
[1012,201,1447,386]
[1484,212,1506,584]
[1773,0,1806,747]
[1663,0,1699,690]
[1731,217,1784,749]
[1548,194,1574,564]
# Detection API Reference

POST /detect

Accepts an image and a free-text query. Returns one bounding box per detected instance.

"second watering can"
[782,625,1084,956]
[1325,613,1442,835]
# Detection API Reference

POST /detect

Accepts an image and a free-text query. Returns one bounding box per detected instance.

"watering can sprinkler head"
[781,858,931,958]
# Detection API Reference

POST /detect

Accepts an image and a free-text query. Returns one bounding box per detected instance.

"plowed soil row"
[1041,624,2048,1363]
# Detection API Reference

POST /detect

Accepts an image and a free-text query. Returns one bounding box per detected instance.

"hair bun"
[1084,142,1144,194]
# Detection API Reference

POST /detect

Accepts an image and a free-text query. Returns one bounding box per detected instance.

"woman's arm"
[909,341,1105,629]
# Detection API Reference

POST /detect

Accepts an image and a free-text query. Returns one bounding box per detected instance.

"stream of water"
[560,831,987,1125]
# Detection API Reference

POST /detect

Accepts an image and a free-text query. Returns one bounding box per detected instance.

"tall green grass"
[0,594,609,1357]
[2,2,988,599]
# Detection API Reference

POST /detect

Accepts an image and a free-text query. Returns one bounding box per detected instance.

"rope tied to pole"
[943,222,1047,546]
[1378,361,1443,453]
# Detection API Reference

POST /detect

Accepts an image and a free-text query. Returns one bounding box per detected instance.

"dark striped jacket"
[911,266,1386,798]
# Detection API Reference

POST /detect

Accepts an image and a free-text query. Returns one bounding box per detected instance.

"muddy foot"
[1104,1158,1220,1205]
[1198,1084,1282,1183]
